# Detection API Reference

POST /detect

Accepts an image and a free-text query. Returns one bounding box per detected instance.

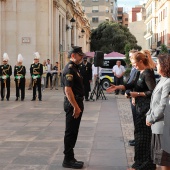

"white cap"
[34,52,40,59]
[17,54,23,62]
[3,53,9,61]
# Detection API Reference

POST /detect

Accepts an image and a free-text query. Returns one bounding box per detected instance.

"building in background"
[144,0,170,52]
[128,6,148,50]
[128,5,142,23]
[81,0,117,29]
[0,0,90,79]
[117,7,128,27]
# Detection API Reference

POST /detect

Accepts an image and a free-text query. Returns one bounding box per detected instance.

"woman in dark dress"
[107,51,156,170]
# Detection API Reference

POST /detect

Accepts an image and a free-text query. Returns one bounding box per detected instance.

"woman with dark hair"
[146,54,170,170]
[107,51,156,170]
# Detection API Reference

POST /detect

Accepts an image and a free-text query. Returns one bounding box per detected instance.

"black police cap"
[68,46,84,58]
[83,56,87,60]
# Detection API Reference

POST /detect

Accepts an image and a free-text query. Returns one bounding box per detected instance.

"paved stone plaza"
[0,88,160,170]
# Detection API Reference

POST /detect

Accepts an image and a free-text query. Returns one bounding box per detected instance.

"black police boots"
[62,158,84,169]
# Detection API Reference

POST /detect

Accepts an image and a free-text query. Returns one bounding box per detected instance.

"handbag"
[135,96,151,115]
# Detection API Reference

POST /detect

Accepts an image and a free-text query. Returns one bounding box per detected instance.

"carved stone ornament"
[53,0,60,8]
[76,22,80,29]
[66,11,72,20]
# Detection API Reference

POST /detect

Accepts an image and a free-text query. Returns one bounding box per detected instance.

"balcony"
[144,31,153,39]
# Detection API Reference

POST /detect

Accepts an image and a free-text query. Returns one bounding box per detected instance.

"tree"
[160,44,168,54]
[124,43,131,67]
[90,21,141,54]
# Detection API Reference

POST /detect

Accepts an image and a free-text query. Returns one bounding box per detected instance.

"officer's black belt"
[64,95,84,101]
[75,95,84,101]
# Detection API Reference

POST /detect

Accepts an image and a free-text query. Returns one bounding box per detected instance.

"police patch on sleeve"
[66,74,73,81]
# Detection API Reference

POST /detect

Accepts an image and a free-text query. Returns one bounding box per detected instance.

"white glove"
[33,76,38,79]
[2,75,7,79]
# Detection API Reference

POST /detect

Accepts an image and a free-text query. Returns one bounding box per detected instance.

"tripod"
[90,67,106,101]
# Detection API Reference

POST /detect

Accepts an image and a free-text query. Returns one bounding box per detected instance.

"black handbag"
[135,96,151,115]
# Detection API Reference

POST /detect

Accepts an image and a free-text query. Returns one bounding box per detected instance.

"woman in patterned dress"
[107,51,156,170]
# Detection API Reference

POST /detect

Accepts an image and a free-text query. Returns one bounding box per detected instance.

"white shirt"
[47,64,51,72]
[112,65,125,76]
[92,64,102,76]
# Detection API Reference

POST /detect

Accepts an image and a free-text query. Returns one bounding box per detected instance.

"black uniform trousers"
[1,78,10,99]
[63,97,84,161]
[83,81,91,100]
[114,76,125,94]
[32,78,42,100]
[130,98,136,126]
[15,78,25,99]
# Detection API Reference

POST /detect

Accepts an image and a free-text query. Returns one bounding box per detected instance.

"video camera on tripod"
[90,51,106,101]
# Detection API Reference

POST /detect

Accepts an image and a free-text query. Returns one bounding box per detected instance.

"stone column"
[49,0,53,62]
[66,12,72,51]
[0,1,2,63]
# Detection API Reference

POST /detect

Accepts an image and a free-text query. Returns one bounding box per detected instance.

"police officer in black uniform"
[79,56,92,101]
[30,52,43,101]
[14,54,26,101]
[0,53,12,101]
[62,46,85,169]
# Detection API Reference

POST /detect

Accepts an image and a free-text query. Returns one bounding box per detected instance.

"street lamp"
[79,29,85,38]
[66,18,76,31]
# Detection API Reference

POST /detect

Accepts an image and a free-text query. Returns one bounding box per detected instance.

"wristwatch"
[137,92,140,96]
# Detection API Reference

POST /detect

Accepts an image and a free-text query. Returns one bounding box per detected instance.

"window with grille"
[92,17,99,23]
[92,6,99,13]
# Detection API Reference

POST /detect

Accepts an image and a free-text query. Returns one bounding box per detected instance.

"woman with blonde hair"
[141,50,156,69]
[107,51,156,170]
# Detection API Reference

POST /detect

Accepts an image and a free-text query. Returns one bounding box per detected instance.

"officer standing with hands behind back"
[62,46,85,169]
[79,56,92,101]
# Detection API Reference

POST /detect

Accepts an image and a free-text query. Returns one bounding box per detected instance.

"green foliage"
[160,44,168,54]
[124,67,132,80]
[124,44,131,67]
[90,21,141,54]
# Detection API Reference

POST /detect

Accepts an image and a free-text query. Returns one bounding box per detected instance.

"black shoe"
[15,97,18,101]
[62,159,84,169]
[85,99,89,101]
[55,88,58,90]
[31,99,35,101]
[1,98,4,101]
[129,139,135,143]
[39,99,42,101]
[28,88,32,90]
[115,93,118,95]
[129,140,135,146]
[73,158,84,165]
[6,98,9,101]
[21,99,24,101]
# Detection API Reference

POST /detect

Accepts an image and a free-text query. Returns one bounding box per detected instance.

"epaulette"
[68,64,73,69]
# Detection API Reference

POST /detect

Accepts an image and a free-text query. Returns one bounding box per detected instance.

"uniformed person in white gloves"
[30,52,43,101]
[14,54,26,101]
[0,53,12,101]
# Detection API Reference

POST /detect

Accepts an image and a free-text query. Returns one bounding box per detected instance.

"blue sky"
[117,0,146,12]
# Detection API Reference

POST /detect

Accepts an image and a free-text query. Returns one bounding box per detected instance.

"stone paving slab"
[0,88,161,169]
